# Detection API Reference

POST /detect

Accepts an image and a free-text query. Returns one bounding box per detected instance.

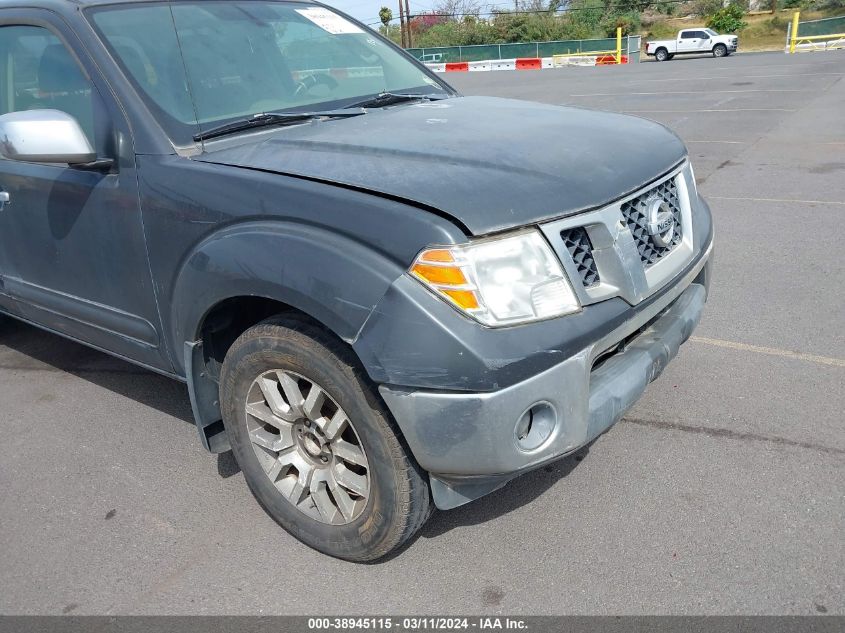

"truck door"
[677,30,700,53]
[0,10,172,372]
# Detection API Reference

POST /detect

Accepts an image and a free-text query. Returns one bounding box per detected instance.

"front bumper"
[379,245,711,509]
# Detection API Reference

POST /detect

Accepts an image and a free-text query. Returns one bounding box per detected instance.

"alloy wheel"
[244,369,370,525]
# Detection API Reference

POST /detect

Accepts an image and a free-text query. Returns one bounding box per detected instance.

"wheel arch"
[170,220,406,452]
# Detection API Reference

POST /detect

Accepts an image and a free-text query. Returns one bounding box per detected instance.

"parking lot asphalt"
[1,51,843,616]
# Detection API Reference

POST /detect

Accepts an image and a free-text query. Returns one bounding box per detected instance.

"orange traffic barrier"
[515,57,542,70]
[595,55,628,65]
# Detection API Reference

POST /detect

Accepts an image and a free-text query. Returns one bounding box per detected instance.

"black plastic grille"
[621,177,683,267]
[560,226,600,287]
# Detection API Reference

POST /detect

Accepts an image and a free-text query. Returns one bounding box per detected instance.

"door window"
[0,25,95,143]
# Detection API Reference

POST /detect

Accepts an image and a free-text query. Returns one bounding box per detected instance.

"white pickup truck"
[646,28,738,61]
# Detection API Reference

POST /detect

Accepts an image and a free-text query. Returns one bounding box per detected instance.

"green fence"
[798,15,845,37]
[407,37,625,63]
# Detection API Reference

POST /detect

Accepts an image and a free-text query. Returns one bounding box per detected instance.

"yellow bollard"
[616,27,622,64]
[790,11,800,54]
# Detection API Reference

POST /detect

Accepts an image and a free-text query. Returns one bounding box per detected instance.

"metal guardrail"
[552,28,626,65]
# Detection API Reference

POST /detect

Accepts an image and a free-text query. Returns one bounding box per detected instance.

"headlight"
[409,229,580,327]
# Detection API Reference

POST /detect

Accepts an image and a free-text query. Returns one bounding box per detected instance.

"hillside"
[642,9,840,51]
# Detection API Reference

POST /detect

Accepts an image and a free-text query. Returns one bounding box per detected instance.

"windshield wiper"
[193,109,366,142]
[345,92,449,109]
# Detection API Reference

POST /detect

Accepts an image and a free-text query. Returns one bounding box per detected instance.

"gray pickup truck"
[0,0,713,560]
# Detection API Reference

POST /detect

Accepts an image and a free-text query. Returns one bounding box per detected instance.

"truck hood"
[195,96,686,236]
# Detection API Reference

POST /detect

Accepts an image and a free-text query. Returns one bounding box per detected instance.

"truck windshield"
[88,2,449,145]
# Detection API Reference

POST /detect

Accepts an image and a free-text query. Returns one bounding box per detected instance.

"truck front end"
[356,161,713,509]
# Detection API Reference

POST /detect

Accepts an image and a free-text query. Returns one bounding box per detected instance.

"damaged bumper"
[371,244,712,510]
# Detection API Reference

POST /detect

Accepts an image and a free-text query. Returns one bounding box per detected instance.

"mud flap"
[185,340,230,453]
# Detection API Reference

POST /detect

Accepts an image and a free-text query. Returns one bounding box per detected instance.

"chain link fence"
[797,14,845,36]
[407,38,626,63]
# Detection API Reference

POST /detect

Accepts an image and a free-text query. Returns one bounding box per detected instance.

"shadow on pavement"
[0,315,246,478]
[217,450,241,478]
[642,53,737,63]
[373,445,591,563]
[422,446,590,538]
[1,314,590,554]
[0,315,195,424]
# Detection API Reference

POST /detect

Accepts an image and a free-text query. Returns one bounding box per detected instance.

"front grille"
[560,226,599,287]
[620,176,683,266]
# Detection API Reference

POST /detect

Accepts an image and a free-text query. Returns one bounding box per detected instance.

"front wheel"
[655,47,669,62]
[713,44,727,58]
[219,315,432,561]
[666,54,675,60]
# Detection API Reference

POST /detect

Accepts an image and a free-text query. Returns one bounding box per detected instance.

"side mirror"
[0,109,96,164]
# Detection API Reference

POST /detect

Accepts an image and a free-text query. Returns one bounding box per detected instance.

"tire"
[713,44,727,58]
[655,47,669,62]
[666,54,675,60]
[219,315,431,562]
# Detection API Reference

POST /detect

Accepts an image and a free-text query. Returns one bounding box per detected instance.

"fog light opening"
[516,411,533,441]
[514,402,556,451]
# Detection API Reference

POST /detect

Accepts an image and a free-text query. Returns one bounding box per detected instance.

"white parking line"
[690,336,845,368]
[687,140,845,145]
[628,72,844,84]
[621,108,796,113]
[569,89,802,97]
[672,60,845,71]
[707,195,845,206]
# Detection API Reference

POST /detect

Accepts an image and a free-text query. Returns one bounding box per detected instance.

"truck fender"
[169,220,405,450]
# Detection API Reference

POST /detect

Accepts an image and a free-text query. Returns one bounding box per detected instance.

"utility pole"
[398,0,406,48]
[404,0,413,48]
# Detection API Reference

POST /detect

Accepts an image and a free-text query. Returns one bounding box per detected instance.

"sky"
[323,0,440,27]
[323,1,526,29]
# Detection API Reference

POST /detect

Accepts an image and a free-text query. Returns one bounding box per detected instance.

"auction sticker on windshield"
[296,7,363,34]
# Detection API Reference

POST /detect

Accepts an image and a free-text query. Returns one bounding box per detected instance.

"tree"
[706,3,748,33]
[411,11,449,35]
[401,0,677,49]
[379,6,393,28]
[433,0,482,19]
